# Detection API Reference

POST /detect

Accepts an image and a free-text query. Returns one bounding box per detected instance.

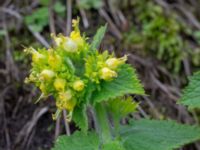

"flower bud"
[73,80,84,91]
[40,69,55,80]
[106,55,127,70]
[100,67,117,81]
[54,78,66,91]
[64,38,78,52]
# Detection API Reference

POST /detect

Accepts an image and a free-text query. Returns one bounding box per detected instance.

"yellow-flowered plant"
[25,19,128,120]
[25,18,200,150]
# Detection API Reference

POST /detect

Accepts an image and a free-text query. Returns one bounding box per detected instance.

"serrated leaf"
[90,25,107,51]
[52,131,99,150]
[179,71,200,108]
[107,97,138,119]
[120,119,200,150]
[73,104,88,133]
[92,64,145,104]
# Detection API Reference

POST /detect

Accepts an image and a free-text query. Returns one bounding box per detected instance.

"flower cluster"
[85,51,127,83]
[25,19,127,120]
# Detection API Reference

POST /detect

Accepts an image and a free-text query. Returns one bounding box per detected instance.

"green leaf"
[54,2,66,14]
[102,140,126,150]
[107,97,138,119]
[52,131,99,150]
[92,0,103,9]
[40,0,49,6]
[120,119,200,150]
[25,7,49,32]
[179,71,200,108]
[92,64,145,103]
[73,104,88,133]
[90,25,107,51]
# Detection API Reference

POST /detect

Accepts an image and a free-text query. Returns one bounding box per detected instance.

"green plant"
[180,71,200,109]
[123,0,191,73]
[25,19,200,150]
[25,0,65,32]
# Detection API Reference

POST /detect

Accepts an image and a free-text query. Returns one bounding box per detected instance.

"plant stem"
[94,103,112,145]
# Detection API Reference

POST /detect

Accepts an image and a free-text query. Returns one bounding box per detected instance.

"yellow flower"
[70,31,84,48]
[64,38,78,52]
[56,90,76,111]
[40,69,55,80]
[73,80,84,91]
[54,78,66,91]
[59,90,72,101]
[100,67,117,81]
[70,18,84,49]
[106,55,127,70]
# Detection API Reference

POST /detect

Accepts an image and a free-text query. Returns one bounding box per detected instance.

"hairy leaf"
[92,64,144,103]
[90,25,107,51]
[52,131,99,150]
[120,119,200,150]
[179,71,200,108]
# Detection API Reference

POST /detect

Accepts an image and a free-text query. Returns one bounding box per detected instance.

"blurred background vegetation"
[1,0,200,149]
